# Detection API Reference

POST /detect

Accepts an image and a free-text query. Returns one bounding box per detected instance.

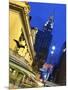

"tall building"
[54,42,66,85]
[33,17,54,69]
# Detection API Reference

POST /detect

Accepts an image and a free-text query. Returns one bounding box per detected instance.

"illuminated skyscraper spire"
[44,16,54,32]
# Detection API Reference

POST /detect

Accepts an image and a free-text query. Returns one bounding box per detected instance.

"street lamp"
[52,46,55,50]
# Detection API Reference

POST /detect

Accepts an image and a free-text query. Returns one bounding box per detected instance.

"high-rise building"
[34,17,54,68]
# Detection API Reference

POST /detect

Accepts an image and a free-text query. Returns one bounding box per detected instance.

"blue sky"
[29,2,66,66]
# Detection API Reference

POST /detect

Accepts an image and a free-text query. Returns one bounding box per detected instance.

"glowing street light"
[52,46,56,50]
[51,51,54,54]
